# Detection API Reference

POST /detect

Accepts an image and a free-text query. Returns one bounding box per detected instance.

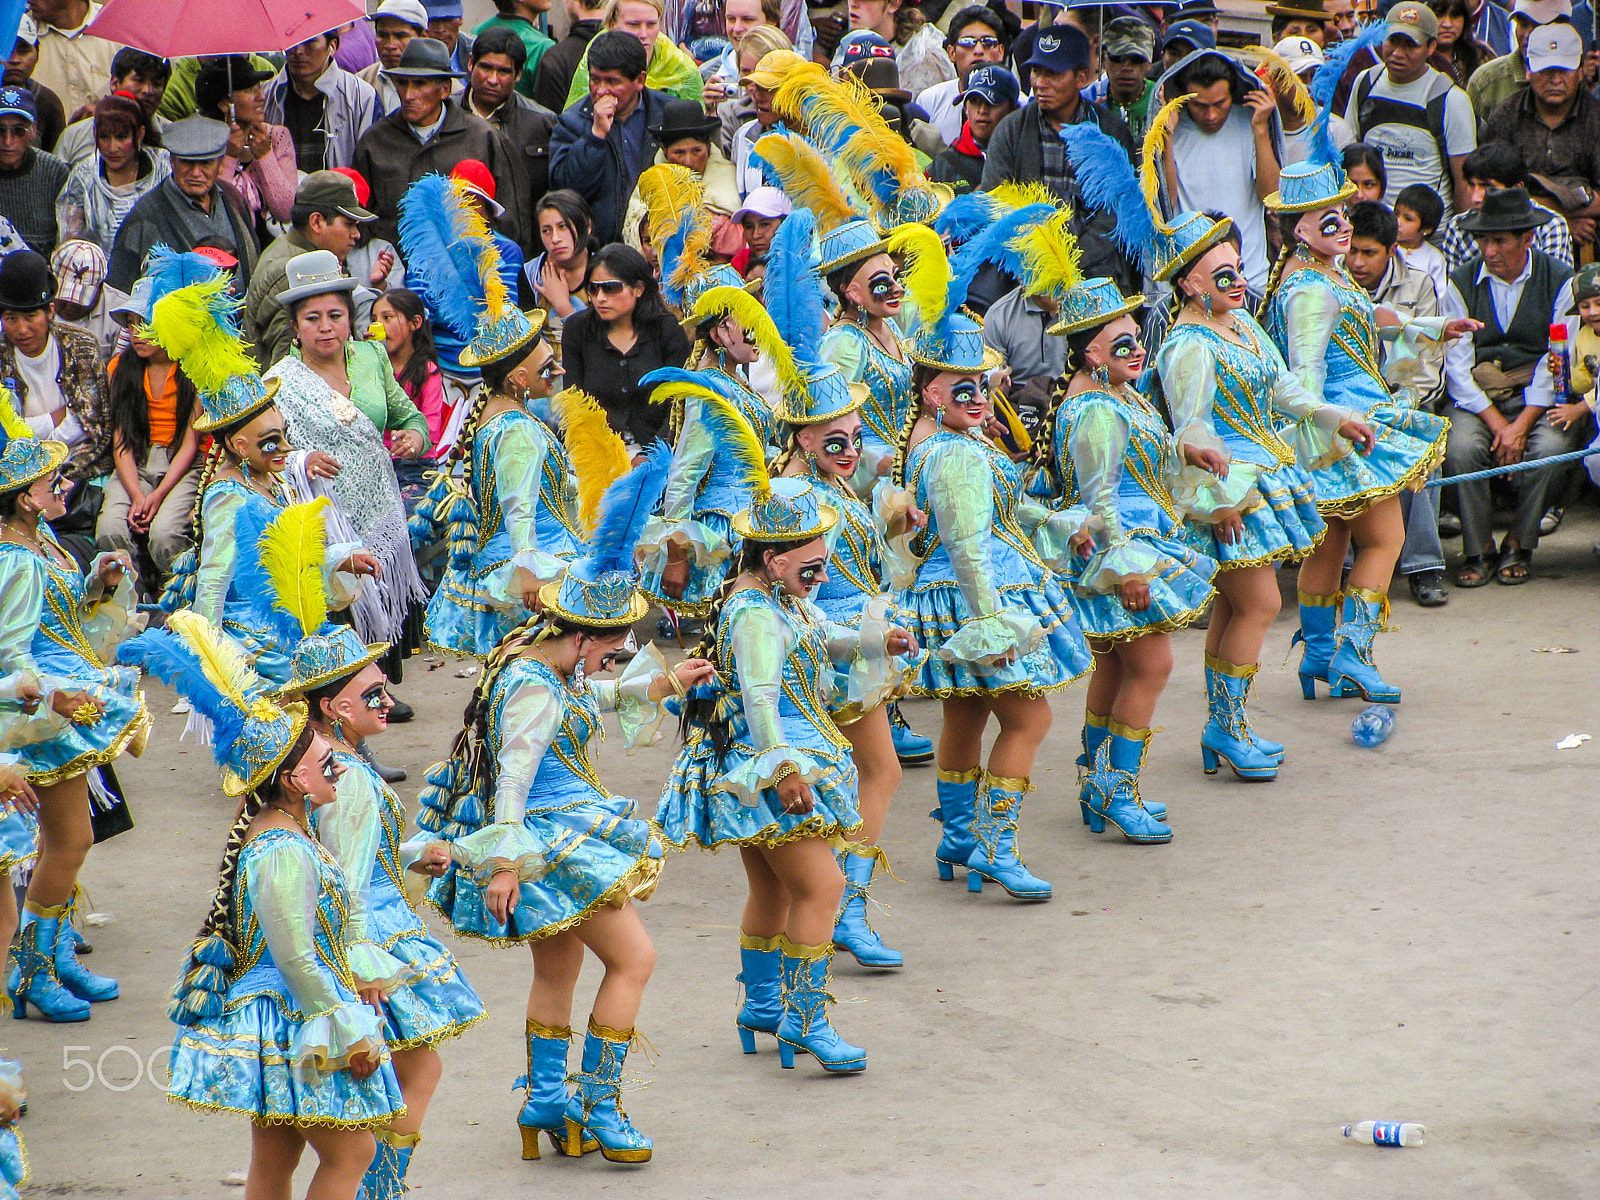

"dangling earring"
[1202,293,1213,316]
[805,450,819,475]
[935,405,945,428]
[1092,362,1111,387]
[716,347,728,372]
[329,714,343,743]
[572,655,586,690]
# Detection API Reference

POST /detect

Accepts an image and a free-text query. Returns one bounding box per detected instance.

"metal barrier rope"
[1424,445,1600,488]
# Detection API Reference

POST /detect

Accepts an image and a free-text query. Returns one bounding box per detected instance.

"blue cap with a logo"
[839,30,898,68]
[1163,18,1218,51]
[1026,24,1091,72]
[955,65,1021,107]
[0,88,37,124]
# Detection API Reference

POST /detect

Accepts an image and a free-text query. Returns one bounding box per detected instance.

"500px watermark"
[62,1045,170,1092]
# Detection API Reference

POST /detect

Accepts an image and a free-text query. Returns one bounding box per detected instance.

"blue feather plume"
[1060,123,1158,262]
[640,365,742,403]
[587,439,673,577]
[398,174,485,338]
[117,629,250,759]
[762,208,826,371]
[1308,20,1386,169]
[948,202,1058,309]
[141,245,220,306]
[227,499,305,650]
[935,193,1000,249]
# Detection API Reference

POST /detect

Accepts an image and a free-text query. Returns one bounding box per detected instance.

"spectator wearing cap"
[914,6,1009,146]
[193,57,298,230]
[0,249,110,482]
[982,25,1138,291]
[156,52,276,123]
[360,0,446,117]
[550,30,674,245]
[466,25,558,241]
[108,115,258,293]
[1482,21,1600,247]
[51,47,168,167]
[563,0,705,108]
[1173,0,1222,35]
[332,167,407,295]
[1273,35,1356,164]
[834,0,955,98]
[26,0,122,118]
[425,0,474,71]
[1269,0,1333,47]
[1343,1,1476,218]
[715,25,787,153]
[266,30,380,172]
[3,18,67,152]
[730,46,802,197]
[0,86,70,255]
[1084,16,1159,143]
[1159,19,1216,74]
[621,97,741,261]
[730,185,789,281]
[49,238,118,359]
[1466,0,1577,118]
[246,170,379,368]
[1440,186,1577,585]
[56,94,169,252]
[353,38,525,248]
[535,0,607,113]
[475,0,557,99]
[928,65,1017,193]
[1442,141,1572,270]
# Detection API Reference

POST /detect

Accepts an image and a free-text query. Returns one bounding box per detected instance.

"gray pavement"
[14,512,1600,1199]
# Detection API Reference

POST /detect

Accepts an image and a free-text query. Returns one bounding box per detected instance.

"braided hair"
[1260,211,1312,312]
[892,364,941,489]
[1030,327,1102,486]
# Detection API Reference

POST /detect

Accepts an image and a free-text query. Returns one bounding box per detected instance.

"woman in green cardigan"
[265,252,432,731]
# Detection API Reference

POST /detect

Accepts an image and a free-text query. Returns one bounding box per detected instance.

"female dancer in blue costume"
[632,163,776,616]
[257,500,483,1199]
[122,611,407,1199]
[420,447,711,1166]
[656,385,917,1072]
[0,396,149,1022]
[888,225,1091,902]
[1263,161,1476,704]
[403,174,581,658]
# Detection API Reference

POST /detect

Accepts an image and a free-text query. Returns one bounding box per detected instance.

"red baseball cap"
[329,167,372,210]
[450,159,504,218]
[192,245,239,269]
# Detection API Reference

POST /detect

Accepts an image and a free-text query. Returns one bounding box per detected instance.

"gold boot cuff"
[1084,709,1109,730]
[777,936,832,960]
[587,1017,635,1043]
[1105,718,1153,742]
[375,1129,422,1149]
[1346,585,1389,605]
[1205,656,1258,680]
[1297,590,1340,607]
[22,900,67,920]
[738,932,783,953]
[935,764,983,784]
[985,773,1031,794]
[525,1017,572,1041]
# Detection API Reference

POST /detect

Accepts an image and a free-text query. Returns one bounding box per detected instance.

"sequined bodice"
[1264,268,1388,394]
[907,430,1036,564]
[474,409,581,555]
[1054,387,1180,524]
[491,657,608,801]
[716,589,848,752]
[232,828,353,986]
[1163,321,1295,465]
[832,321,913,447]
[0,532,106,669]
[815,481,885,603]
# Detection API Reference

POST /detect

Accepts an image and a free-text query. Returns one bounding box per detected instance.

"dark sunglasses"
[953,35,1002,48]
[585,279,631,296]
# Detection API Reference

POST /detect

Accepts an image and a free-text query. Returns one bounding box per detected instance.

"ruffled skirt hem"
[1182,462,1326,569]
[898,581,1091,697]
[655,740,863,851]
[1309,405,1448,519]
[1071,536,1218,642]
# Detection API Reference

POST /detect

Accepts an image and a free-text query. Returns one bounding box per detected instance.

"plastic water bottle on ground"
[1342,1120,1426,1146]
[1351,705,1394,748]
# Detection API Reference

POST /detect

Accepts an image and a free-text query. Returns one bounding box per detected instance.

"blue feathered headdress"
[1307,20,1387,170]
[1060,122,1160,264]
[398,173,491,338]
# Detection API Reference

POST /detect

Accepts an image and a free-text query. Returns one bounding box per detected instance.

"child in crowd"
[371,288,447,505]
[1342,143,1387,205]
[1393,183,1448,303]
[1549,265,1600,491]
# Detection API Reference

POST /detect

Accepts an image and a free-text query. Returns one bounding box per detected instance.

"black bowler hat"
[1457,187,1553,234]
[646,97,721,143]
[0,251,55,313]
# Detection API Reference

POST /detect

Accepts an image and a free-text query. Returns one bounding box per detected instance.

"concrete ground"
[13,510,1600,1199]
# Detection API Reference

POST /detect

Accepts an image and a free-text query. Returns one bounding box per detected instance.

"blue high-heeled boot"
[735,933,782,1053]
[831,850,903,968]
[1200,658,1279,781]
[1077,712,1110,826]
[516,1019,593,1159]
[7,903,89,1022]
[966,774,1052,900]
[1085,728,1173,844]
[1205,655,1282,765]
[932,765,981,881]
[563,1019,652,1162]
[887,702,934,764]
[1290,591,1340,700]
[55,890,116,1002]
[1328,587,1401,704]
[357,1130,419,1199]
[776,939,866,1073]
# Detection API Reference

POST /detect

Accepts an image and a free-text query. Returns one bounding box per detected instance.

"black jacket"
[479,93,557,253]
[549,88,672,247]
[928,143,984,194]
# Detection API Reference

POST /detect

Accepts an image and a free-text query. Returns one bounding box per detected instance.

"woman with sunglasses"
[421,452,712,1165]
[122,612,406,1200]
[1262,160,1474,705]
[0,398,149,1023]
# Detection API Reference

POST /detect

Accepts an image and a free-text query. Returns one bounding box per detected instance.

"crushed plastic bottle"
[1342,1121,1426,1146]
[1351,705,1394,748]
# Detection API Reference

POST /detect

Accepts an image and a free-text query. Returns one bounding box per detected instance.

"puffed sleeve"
[312,765,415,992]
[248,838,387,1072]
[193,486,244,627]
[716,601,827,804]
[1279,279,1340,403]
[871,481,920,589]
[1157,337,1265,523]
[587,641,674,750]
[1262,317,1357,472]
[0,670,66,750]
[448,679,557,882]
[636,397,732,584]
[494,419,570,587]
[79,552,147,664]
[0,554,43,677]
[1068,404,1177,592]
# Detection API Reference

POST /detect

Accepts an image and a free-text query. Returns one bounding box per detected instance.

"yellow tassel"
[752,133,858,233]
[1235,46,1318,133]
[1140,95,1193,236]
[0,387,34,445]
[1013,208,1083,299]
[166,610,263,713]
[550,388,630,536]
[259,500,330,639]
[148,278,259,397]
[885,224,950,331]
[691,286,802,399]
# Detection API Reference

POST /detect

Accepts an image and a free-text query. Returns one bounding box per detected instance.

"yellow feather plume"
[692,286,802,400]
[0,388,34,445]
[987,181,1058,213]
[1013,208,1084,301]
[1140,94,1193,236]
[551,388,630,536]
[651,379,771,504]
[259,499,330,639]
[450,176,510,325]
[637,163,713,298]
[885,224,950,332]
[752,133,858,234]
[166,609,263,714]
[1235,46,1318,133]
[148,277,260,397]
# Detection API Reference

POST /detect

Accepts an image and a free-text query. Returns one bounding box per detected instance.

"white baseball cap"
[370,0,429,29]
[1272,34,1324,77]
[1511,0,1572,24]
[1526,19,1583,69]
[732,187,793,223]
